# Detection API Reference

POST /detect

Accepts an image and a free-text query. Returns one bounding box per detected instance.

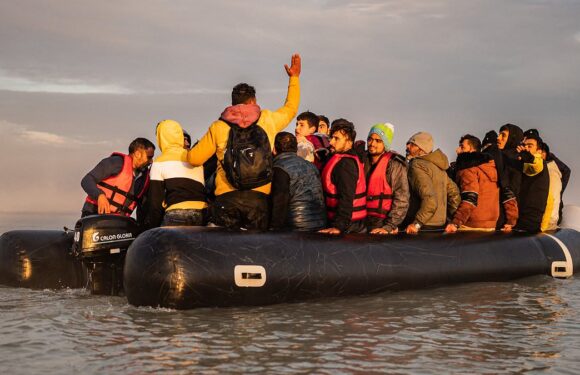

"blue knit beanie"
[368,123,394,150]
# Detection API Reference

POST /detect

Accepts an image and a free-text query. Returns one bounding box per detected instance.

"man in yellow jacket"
[187,54,301,230]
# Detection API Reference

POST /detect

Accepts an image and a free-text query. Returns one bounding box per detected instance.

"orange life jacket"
[321,153,367,221]
[366,152,394,219]
[84,153,149,216]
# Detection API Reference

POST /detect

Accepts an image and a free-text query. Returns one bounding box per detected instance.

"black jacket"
[515,159,550,232]
[328,149,366,233]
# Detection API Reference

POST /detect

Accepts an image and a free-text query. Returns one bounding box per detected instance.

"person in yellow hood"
[187,53,301,230]
[144,119,207,228]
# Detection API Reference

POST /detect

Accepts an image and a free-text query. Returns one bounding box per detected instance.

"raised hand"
[284,53,301,77]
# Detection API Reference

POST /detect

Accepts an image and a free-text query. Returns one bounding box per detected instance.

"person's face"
[456,139,475,155]
[133,147,155,169]
[406,142,422,159]
[318,120,329,135]
[367,133,385,156]
[183,137,191,149]
[329,130,353,154]
[523,138,539,154]
[497,130,509,150]
[295,120,314,137]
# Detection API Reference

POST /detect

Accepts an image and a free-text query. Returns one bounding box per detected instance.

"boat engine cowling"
[73,214,140,259]
[72,215,141,295]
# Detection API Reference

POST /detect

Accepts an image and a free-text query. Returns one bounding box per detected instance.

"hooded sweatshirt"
[187,76,300,196]
[407,149,461,228]
[451,152,512,229]
[500,124,525,198]
[145,120,206,228]
[499,124,548,232]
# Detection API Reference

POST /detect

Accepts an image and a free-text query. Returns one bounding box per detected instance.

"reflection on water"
[1,276,579,374]
[2,213,580,373]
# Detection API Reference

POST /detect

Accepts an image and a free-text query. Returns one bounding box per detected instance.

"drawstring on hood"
[220,104,261,128]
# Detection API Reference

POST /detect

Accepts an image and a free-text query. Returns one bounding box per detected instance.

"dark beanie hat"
[523,128,540,139]
[482,130,498,148]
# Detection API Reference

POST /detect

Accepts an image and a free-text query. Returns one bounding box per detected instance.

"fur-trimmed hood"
[456,152,491,170]
[456,152,497,181]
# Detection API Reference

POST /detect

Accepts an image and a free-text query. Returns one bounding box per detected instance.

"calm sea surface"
[1,213,580,374]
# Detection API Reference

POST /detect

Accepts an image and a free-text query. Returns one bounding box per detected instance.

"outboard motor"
[72,215,141,295]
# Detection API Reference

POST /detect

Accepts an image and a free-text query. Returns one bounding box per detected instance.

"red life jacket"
[321,153,367,221]
[366,152,394,219]
[84,153,149,216]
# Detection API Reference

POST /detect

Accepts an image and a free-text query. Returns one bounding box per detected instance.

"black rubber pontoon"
[0,230,84,289]
[123,228,580,309]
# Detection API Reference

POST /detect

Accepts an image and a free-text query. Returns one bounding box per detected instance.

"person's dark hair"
[297,111,319,130]
[459,134,481,152]
[330,118,356,141]
[129,137,155,154]
[318,115,330,127]
[274,132,297,153]
[231,83,256,105]
[183,130,191,145]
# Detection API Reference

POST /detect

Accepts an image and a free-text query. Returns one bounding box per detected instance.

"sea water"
[1,213,580,374]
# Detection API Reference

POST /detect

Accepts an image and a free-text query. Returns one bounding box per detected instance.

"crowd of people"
[80,54,571,235]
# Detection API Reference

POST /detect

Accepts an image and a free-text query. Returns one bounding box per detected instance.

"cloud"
[0,120,110,147]
[0,71,133,94]
[0,69,249,96]
[20,129,68,145]
[344,0,446,18]
[575,32,580,43]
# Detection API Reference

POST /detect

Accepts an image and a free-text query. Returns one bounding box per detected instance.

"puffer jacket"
[273,152,326,231]
[407,149,460,228]
[451,152,502,228]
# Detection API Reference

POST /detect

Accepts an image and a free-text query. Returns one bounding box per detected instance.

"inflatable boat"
[1,210,579,310]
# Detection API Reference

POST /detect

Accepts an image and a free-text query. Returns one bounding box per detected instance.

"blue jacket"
[271,152,326,231]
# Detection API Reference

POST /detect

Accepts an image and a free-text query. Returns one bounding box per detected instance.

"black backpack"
[221,118,273,190]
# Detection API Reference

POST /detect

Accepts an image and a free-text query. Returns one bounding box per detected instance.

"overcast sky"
[0,0,578,216]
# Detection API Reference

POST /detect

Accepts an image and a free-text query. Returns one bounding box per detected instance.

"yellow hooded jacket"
[187,76,300,196]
